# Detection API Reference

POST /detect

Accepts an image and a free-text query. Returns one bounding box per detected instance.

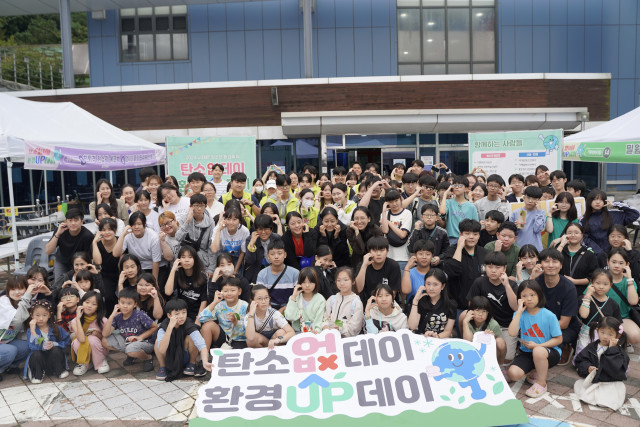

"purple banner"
[24,142,159,171]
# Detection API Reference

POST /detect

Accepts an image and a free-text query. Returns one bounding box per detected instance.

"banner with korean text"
[193,330,528,426]
[166,136,256,192]
[468,130,562,179]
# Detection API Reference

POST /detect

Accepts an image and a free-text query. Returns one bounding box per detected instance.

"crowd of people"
[0,161,638,409]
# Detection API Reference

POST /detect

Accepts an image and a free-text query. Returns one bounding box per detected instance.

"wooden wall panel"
[24,79,609,131]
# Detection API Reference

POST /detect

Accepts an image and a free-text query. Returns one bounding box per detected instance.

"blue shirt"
[509,207,546,251]
[407,267,427,302]
[516,307,562,355]
[256,265,300,308]
[445,198,478,238]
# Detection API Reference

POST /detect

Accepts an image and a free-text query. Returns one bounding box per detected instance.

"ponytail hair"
[590,316,627,349]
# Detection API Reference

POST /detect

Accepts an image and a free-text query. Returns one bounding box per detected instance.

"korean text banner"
[468,130,562,179]
[563,141,640,164]
[193,330,527,426]
[24,142,159,171]
[166,136,256,191]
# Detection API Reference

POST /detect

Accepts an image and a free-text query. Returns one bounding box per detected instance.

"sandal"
[525,382,547,398]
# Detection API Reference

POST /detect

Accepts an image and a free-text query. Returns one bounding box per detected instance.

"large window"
[398,0,495,75]
[120,5,188,62]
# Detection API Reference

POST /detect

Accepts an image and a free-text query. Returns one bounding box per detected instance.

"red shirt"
[292,234,304,257]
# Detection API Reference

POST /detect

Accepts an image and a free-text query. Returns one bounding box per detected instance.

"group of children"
[0,161,637,412]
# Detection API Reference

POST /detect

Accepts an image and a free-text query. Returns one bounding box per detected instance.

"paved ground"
[1,345,640,426]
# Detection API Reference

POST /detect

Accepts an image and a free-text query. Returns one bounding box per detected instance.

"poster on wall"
[166,136,256,192]
[192,330,527,427]
[468,130,562,178]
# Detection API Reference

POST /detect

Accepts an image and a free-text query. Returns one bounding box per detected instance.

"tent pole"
[44,171,49,216]
[7,161,19,271]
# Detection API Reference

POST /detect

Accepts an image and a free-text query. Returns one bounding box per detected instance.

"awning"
[281,108,588,137]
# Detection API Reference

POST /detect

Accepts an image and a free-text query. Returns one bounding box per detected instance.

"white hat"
[266,180,277,190]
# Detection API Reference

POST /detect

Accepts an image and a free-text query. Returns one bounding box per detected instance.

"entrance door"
[334,149,381,170]
[381,148,418,176]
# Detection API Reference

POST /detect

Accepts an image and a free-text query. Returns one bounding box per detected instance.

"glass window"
[447,8,470,62]
[422,9,445,62]
[398,9,421,63]
[448,63,470,74]
[423,63,446,74]
[473,63,495,73]
[472,8,495,62]
[399,64,422,75]
[119,5,188,62]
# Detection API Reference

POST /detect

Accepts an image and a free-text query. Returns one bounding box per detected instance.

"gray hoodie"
[175,211,216,273]
[365,303,409,334]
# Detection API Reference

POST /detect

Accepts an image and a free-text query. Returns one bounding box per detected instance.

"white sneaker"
[97,360,110,374]
[59,370,69,379]
[627,343,635,354]
[30,378,42,384]
[73,364,89,376]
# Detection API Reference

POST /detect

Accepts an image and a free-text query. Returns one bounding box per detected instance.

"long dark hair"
[583,189,611,232]
[319,182,333,210]
[552,192,578,224]
[351,206,375,236]
[418,268,452,311]
[80,290,105,330]
[176,246,206,289]
[94,179,118,216]
[137,272,165,312]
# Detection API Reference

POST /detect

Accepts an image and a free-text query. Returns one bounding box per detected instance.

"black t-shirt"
[97,241,119,284]
[580,296,621,327]
[174,272,208,320]
[357,258,401,305]
[417,297,457,335]
[367,197,385,227]
[207,275,251,304]
[536,276,579,321]
[51,226,94,266]
[466,276,517,328]
[478,229,497,248]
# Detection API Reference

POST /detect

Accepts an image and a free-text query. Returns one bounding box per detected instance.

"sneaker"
[59,371,69,379]
[558,344,573,366]
[183,363,195,376]
[31,377,43,384]
[97,360,110,374]
[627,343,635,354]
[73,364,90,376]
[525,370,538,385]
[194,361,207,377]
[156,367,167,381]
[525,382,547,398]
[123,356,136,366]
[143,358,154,372]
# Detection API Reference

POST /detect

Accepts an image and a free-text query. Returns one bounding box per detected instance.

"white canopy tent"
[563,106,640,164]
[0,92,166,269]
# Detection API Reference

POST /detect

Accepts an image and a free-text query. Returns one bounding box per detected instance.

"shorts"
[106,333,154,355]
[500,327,519,360]
[510,347,560,374]
[212,329,247,350]
[261,330,276,340]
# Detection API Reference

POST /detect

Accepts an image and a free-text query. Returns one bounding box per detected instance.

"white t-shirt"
[84,218,126,236]
[386,208,413,262]
[243,308,288,335]
[211,225,250,258]
[206,201,225,224]
[145,209,161,233]
[212,180,229,197]
[158,197,190,224]
[122,228,164,270]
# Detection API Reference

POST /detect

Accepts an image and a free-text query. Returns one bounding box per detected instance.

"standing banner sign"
[193,330,527,426]
[468,130,562,178]
[563,141,640,164]
[166,136,256,192]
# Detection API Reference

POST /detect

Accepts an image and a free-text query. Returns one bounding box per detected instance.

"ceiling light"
[403,51,409,55]
[476,12,483,17]
[427,39,433,42]
[401,13,407,17]
[427,21,435,26]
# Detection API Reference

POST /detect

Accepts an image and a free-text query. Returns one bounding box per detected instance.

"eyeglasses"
[160,220,174,228]
[255,297,270,302]
[423,214,437,218]
[452,184,465,189]
[423,186,435,190]
[487,184,501,190]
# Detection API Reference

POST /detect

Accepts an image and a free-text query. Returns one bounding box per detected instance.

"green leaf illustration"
[440,395,450,401]
[449,386,455,395]
[334,372,346,379]
[458,396,465,404]
[334,319,343,327]
[234,313,241,320]
[486,374,495,381]
[212,349,224,356]
[493,382,505,395]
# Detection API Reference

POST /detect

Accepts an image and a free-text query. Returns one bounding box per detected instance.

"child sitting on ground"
[574,316,629,411]
[71,291,110,375]
[25,300,70,383]
[155,299,212,381]
[245,285,295,349]
[199,277,248,350]
[102,288,158,372]
[322,267,364,337]
[462,296,507,366]
[365,283,408,334]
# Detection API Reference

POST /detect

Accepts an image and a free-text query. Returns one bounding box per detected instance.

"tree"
[0,12,87,45]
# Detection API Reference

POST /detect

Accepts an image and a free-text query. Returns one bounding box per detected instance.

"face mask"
[221,266,235,277]
[302,200,314,209]
[255,186,264,193]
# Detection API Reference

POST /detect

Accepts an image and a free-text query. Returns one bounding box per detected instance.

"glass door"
[381,148,418,176]
[334,149,381,170]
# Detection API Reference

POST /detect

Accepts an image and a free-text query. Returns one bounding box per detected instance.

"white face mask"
[221,266,235,277]
[255,186,264,193]
[302,199,315,209]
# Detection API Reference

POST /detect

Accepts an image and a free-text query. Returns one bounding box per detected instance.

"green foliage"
[0,13,87,45]
[0,45,63,88]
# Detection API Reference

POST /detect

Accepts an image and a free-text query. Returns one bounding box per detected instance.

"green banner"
[166,136,256,191]
[562,141,640,164]
[468,130,562,178]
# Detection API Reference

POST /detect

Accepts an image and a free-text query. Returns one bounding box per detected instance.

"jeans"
[0,339,30,373]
